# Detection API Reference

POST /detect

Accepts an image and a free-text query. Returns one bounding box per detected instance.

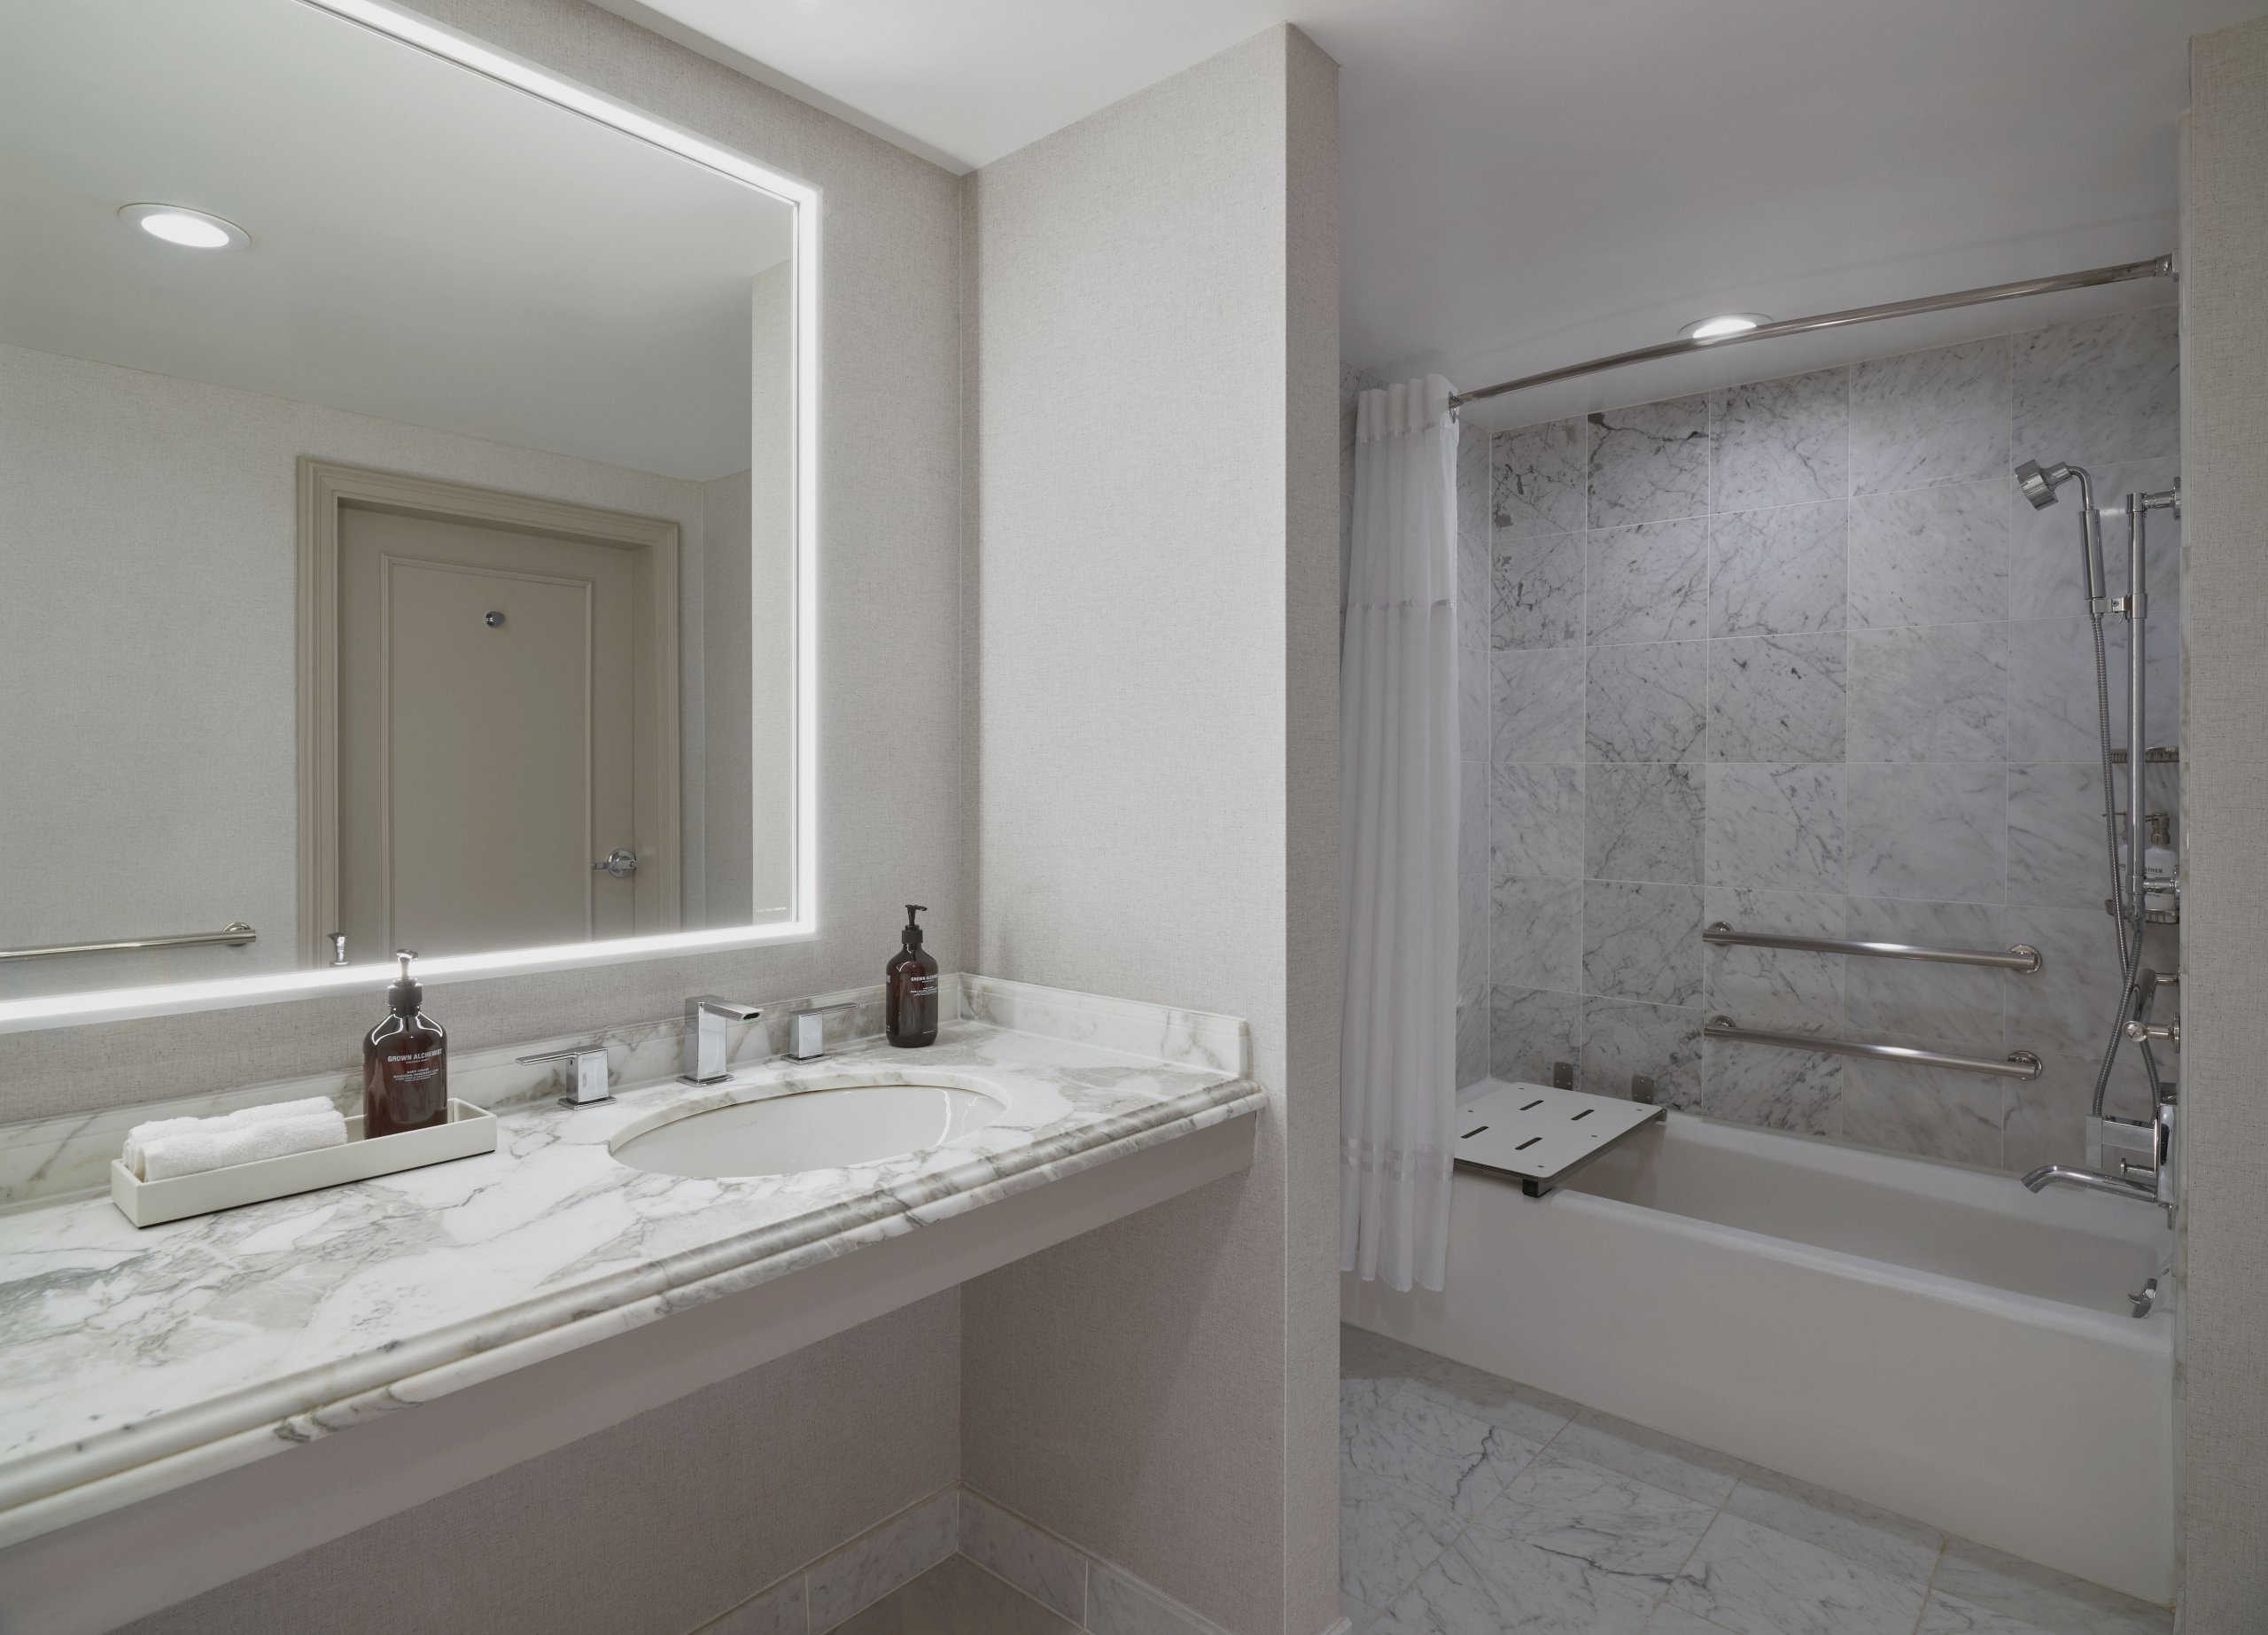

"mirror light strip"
[0,0,823,1033]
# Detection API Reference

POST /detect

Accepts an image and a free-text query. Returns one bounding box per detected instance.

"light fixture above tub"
[1680,312,1771,341]
[119,204,250,250]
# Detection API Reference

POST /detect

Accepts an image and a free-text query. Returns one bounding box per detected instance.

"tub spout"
[2023,1163,2155,1202]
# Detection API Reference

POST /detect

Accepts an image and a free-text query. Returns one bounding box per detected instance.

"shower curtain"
[1340,375,1459,1293]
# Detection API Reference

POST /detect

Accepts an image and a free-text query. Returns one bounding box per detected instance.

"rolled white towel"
[136,1109,348,1182]
[123,1097,341,1176]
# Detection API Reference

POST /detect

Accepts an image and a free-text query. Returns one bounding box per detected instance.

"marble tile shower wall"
[1460,307,2180,1172]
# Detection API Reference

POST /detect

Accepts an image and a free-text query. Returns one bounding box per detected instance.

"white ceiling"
[610,0,2267,426]
[1,0,793,480]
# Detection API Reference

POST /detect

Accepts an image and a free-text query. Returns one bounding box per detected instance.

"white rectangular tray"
[1452,1081,1662,1196]
[110,1100,496,1227]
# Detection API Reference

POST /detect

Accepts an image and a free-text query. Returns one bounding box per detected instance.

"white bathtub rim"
[1501,1176,2171,1351]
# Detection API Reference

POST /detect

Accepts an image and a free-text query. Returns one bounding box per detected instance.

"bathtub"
[1341,1093,2177,1605]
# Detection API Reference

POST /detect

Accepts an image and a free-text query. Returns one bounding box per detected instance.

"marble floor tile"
[1496,419,1589,537]
[1915,1587,2056,1633]
[1928,1537,2171,1635]
[1340,1468,1467,1609]
[2010,307,2180,474]
[1343,1592,1384,1635]
[1708,502,1846,638]
[1846,623,2008,764]
[1844,764,2005,905]
[1492,985,1584,1089]
[1583,882,1705,1005]
[2006,763,2109,911]
[1495,762,1586,882]
[1483,1451,1719,1579]
[1588,518,1710,646]
[1591,396,1710,528]
[1704,762,1845,894]
[1701,887,1845,1031]
[1494,875,1582,993]
[1846,481,2008,629]
[1720,1468,1943,1587]
[1496,526,1586,650]
[1667,1512,1924,1635]
[830,1555,1075,1635]
[1851,337,2010,497]
[1581,997,1705,1109]
[1404,1353,1581,1446]
[1644,1607,1735,1634]
[1344,1324,1453,1396]
[1710,368,1849,515]
[1497,646,1587,765]
[1549,1411,1744,1507]
[1707,634,1847,765]
[1588,642,1709,764]
[1387,1528,1666,1635]
[1344,1382,1547,1518]
[1699,1040,1839,1136]
[1588,763,1705,884]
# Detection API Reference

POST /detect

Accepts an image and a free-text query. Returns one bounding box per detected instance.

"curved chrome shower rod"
[1450,254,2175,409]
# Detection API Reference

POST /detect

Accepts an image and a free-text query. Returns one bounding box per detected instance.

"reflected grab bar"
[1705,1016,2044,1081]
[0,923,257,963]
[1703,922,2042,975]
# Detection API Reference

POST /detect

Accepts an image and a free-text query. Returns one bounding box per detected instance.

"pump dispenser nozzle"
[902,905,927,947]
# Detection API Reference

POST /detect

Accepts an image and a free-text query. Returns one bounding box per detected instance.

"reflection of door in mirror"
[331,499,679,961]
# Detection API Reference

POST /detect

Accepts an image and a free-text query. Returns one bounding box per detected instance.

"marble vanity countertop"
[0,996,1260,1543]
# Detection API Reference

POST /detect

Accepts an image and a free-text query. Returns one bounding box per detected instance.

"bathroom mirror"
[0,0,817,1022]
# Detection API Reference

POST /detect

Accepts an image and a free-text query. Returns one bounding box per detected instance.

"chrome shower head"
[2014,459,2061,510]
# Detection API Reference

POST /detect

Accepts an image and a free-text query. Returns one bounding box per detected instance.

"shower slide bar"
[1705,1017,2044,1082]
[0,923,257,963]
[1450,254,2173,409]
[1702,922,2042,975]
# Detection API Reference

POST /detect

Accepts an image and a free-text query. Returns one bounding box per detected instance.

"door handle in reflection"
[594,848,639,879]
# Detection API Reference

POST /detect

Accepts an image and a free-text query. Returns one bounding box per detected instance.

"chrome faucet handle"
[519,1045,613,1108]
[680,997,764,1086]
[326,931,349,967]
[784,1001,858,1063]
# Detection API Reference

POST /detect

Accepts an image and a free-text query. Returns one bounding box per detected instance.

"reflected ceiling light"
[1681,312,1770,340]
[120,204,249,250]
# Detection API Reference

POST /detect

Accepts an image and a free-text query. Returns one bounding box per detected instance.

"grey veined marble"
[1709,366,1850,514]
[1586,762,1705,884]
[1580,996,1703,1109]
[1588,396,1708,527]
[1705,762,1845,893]
[1586,518,1708,646]
[1493,417,1588,537]
[1495,646,1586,764]
[1708,500,1847,637]
[1582,881,1705,1006]
[1845,762,2006,904]
[1493,525,1584,650]
[1846,622,2008,763]
[1851,337,2010,497]
[1588,642,1707,763]
[1493,762,1585,882]
[2011,307,2179,473]
[1708,633,1846,764]
[1847,480,2008,629]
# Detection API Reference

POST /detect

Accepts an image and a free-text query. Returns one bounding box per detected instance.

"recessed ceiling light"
[119,204,249,251]
[1681,312,1770,341]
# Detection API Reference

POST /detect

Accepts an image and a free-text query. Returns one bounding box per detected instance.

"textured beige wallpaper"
[0,0,964,1123]
[2175,17,2268,1627]
[958,26,1340,1635]
[118,1295,959,1635]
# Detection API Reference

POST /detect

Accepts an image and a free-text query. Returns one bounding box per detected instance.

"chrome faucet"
[784,1001,858,1063]
[680,996,763,1086]
[520,1045,613,1108]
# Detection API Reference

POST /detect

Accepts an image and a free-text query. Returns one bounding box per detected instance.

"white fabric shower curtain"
[1340,375,1460,1293]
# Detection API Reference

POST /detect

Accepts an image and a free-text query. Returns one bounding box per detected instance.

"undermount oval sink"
[610,1082,1006,1180]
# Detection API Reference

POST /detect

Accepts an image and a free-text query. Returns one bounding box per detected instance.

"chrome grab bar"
[0,923,257,964]
[1705,1016,2044,1081]
[1702,922,2042,975]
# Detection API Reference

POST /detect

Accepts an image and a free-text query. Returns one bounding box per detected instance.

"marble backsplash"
[1459,306,2181,1173]
[0,974,1248,1209]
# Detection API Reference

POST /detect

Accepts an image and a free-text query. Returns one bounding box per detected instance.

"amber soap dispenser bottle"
[364,951,449,1137]
[886,905,939,1047]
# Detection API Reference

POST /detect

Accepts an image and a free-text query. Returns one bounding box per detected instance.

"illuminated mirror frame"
[0,0,820,1032]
